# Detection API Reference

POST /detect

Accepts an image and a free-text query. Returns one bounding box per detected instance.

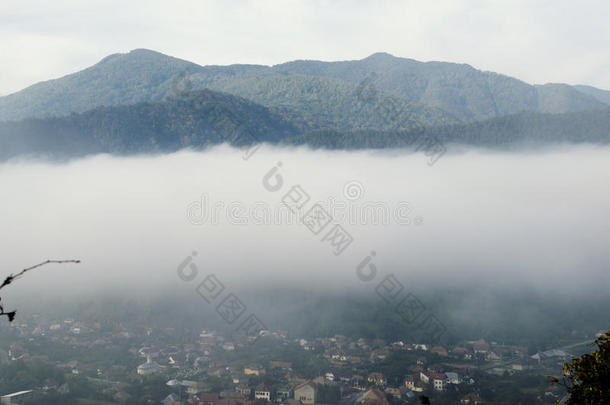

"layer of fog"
[1,144,609,310]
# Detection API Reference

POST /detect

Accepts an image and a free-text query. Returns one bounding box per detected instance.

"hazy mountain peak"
[128,48,163,55]
[97,52,123,64]
[93,48,196,70]
[363,51,397,60]
[0,49,199,122]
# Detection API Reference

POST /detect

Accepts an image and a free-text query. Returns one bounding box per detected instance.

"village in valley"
[1,315,598,405]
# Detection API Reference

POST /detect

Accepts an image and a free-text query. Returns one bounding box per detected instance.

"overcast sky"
[1,0,609,96]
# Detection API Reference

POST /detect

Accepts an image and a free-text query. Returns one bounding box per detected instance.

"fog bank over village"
[1,145,609,301]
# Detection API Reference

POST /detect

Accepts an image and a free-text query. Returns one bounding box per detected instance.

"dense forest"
[0,90,299,160]
[1,90,608,161]
[287,109,610,150]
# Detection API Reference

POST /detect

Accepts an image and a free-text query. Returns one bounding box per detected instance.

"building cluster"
[0,318,591,405]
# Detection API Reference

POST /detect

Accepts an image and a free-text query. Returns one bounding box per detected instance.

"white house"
[255,384,271,401]
[420,372,447,391]
[137,356,163,375]
[294,381,317,405]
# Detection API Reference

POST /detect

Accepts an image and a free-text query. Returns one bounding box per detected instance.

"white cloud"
[1,145,609,301]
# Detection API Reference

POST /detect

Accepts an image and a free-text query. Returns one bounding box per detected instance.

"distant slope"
[574,85,610,105]
[191,70,456,131]
[1,92,608,162]
[287,108,610,150]
[0,49,454,130]
[1,49,607,128]
[0,49,199,122]
[535,83,609,113]
[273,52,607,121]
[0,90,299,161]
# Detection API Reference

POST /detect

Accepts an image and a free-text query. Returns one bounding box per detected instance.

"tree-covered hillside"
[1,49,608,128]
[574,84,610,105]
[272,52,607,120]
[1,90,608,162]
[0,90,299,160]
[0,49,199,122]
[192,71,455,131]
[287,108,610,150]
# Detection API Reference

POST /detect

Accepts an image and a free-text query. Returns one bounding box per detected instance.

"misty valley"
[1,8,610,405]
[1,145,608,405]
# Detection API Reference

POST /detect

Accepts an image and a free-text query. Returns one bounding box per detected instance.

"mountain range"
[0,49,609,160]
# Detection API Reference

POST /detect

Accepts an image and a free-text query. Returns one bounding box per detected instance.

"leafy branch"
[551,331,610,404]
[0,259,81,322]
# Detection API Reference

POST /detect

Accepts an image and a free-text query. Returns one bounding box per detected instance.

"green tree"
[552,332,610,404]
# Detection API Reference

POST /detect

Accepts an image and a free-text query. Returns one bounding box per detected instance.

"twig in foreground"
[1,259,81,322]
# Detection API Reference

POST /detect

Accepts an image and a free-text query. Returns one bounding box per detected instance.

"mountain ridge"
[1,49,609,161]
[1,49,608,125]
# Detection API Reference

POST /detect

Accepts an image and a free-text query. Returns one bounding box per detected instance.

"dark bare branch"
[1,259,81,322]
[1,259,81,290]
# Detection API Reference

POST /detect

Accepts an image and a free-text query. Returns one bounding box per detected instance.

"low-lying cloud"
[1,144,609,307]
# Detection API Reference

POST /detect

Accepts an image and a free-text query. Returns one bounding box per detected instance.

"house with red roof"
[359,388,389,405]
[293,381,316,405]
[420,371,447,391]
[430,345,448,357]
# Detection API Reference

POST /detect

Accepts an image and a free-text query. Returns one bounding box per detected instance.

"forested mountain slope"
[2,49,607,128]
